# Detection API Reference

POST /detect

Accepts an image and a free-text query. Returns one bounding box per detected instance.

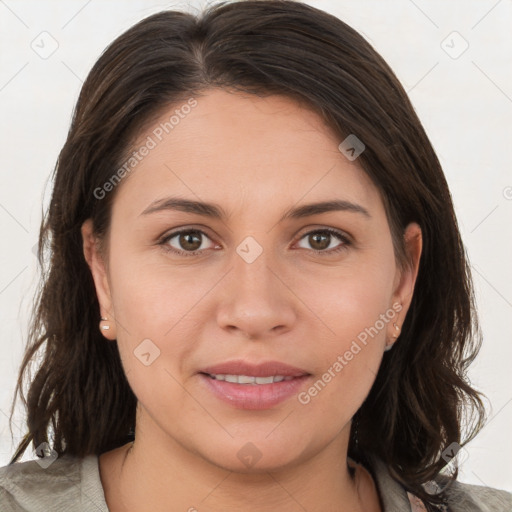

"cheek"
[294,256,395,407]
[107,235,201,335]
[300,252,396,343]
[105,245,201,389]
[296,284,389,423]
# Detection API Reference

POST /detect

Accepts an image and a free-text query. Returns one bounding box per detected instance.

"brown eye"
[159,227,350,258]
[308,232,331,250]
[161,229,215,256]
[297,228,350,254]
[177,231,203,251]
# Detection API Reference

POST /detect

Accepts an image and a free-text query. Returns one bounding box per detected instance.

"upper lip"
[199,360,310,378]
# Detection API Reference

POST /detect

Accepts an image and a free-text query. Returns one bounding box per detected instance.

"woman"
[1,1,510,511]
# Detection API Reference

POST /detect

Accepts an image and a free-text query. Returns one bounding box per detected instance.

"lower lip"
[199,374,311,410]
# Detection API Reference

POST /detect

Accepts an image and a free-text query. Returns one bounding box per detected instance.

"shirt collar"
[364,453,415,511]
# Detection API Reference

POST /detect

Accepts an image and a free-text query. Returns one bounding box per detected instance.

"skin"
[82,88,422,512]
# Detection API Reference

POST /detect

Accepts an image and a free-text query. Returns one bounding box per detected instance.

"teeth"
[238,375,255,384]
[256,376,275,384]
[208,374,295,384]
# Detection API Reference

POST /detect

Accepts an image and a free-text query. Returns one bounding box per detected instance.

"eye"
[159,229,217,257]
[296,228,351,255]
[158,227,351,257]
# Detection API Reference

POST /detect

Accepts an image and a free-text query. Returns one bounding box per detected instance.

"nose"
[216,243,297,340]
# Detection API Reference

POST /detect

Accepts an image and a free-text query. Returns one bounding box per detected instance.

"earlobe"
[81,219,117,340]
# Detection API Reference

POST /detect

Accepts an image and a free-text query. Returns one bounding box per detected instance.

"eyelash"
[158,227,352,257]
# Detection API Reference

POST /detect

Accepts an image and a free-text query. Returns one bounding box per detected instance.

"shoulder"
[0,453,108,512]
[407,472,512,512]
[365,453,512,512]
[439,478,512,512]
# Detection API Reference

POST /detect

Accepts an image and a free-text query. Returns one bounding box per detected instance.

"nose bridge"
[232,234,279,302]
[217,233,295,337]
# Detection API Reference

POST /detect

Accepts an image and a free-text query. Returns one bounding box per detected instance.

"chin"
[196,437,313,475]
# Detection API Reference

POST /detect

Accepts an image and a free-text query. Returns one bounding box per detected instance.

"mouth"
[201,373,296,384]
[199,359,310,378]
[197,360,311,410]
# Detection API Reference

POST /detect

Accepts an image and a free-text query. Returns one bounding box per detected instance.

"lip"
[198,360,311,410]
[199,360,310,378]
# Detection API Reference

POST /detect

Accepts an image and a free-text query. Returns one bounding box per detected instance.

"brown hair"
[8,1,485,509]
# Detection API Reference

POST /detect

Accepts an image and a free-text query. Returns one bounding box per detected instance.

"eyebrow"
[139,197,371,221]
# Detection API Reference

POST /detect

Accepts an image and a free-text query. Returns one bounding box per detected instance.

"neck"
[100,420,379,512]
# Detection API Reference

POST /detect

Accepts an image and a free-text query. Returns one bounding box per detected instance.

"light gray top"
[1,452,511,511]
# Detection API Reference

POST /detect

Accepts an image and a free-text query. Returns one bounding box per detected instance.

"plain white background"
[0,0,511,494]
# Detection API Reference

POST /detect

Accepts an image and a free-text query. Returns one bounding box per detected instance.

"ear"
[387,222,422,342]
[81,219,116,340]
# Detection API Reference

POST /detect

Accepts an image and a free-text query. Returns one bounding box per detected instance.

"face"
[83,88,421,473]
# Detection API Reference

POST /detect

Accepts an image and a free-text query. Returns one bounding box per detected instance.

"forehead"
[112,88,384,221]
